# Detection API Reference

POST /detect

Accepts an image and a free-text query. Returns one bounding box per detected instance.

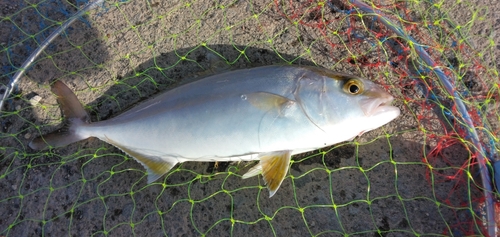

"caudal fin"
[29,81,90,150]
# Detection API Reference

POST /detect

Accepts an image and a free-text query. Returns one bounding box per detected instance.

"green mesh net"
[1,0,499,236]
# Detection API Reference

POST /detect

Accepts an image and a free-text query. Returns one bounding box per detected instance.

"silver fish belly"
[30,65,400,197]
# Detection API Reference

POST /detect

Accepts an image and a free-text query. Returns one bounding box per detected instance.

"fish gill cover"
[0,0,499,236]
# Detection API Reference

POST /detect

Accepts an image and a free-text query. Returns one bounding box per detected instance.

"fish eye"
[349,84,359,93]
[343,79,364,95]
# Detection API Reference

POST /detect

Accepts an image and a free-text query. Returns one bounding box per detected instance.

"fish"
[29,65,400,197]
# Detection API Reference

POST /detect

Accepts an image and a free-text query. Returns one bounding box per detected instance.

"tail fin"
[29,81,90,150]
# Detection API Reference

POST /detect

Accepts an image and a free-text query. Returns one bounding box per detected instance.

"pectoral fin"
[242,150,292,197]
[246,92,293,111]
[105,137,177,183]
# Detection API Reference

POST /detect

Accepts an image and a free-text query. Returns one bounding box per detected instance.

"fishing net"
[1,0,499,236]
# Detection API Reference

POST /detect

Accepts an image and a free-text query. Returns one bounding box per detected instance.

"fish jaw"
[362,104,400,134]
[357,89,400,133]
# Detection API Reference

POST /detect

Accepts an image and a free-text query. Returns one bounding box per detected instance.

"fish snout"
[359,86,399,117]
[368,85,394,102]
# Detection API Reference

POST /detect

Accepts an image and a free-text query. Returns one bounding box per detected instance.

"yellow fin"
[243,151,292,197]
[246,92,293,111]
[241,163,262,179]
[105,137,177,183]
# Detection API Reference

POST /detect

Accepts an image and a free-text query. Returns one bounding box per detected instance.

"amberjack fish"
[30,65,400,197]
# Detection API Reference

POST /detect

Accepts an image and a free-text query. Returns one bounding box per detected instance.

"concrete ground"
[1,0,498,236]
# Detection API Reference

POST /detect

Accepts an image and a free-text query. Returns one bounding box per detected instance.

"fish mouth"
[372,99,400,116]
[360,95,400,117]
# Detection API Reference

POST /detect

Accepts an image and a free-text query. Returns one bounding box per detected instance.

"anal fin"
[105,138,177,183]
[242,151,292,197]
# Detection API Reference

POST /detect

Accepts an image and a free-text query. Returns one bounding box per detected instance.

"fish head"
[295,68,400,140]
[347,77,401,134]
